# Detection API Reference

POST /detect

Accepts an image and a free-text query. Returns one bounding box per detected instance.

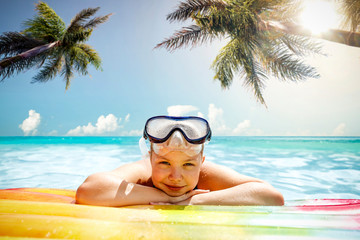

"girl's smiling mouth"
[164,184,185,191]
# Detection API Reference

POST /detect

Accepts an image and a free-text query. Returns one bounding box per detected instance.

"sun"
[299,0,340,34]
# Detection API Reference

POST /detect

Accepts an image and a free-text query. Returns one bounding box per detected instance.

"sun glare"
[300,0,340,34]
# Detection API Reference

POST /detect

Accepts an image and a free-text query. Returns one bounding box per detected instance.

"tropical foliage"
[340,0,360,32]
[0,1,111,89]
[156,0,360,106]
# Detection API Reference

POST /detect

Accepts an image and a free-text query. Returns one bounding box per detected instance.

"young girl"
[76,116,284,206]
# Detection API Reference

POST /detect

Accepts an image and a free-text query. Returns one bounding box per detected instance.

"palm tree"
[0,1,111,89]
[155,0,359,106]
[339,0,360,32]
[262,0,360,47]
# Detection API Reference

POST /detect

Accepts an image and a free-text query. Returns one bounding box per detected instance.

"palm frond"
[155,25,215,51]
[242,61,267,107]
[1,52,47,81]
[63,29,93,45]
[255,0,301,20]
[0,41,57,71]
[276,0,302,21]
[340,0,360,31]
[83,14,112,30]
[258,40,320,82]
[280,35,324,57]
[23,17,53,40]
[35,1,65,25]
[212,37,267,105]
[67,7,100,33]
[23,1,65,41]
[0,32,44,57]
[167,0,227,22]
[69,46,90,75]
[32,54,63,83]
[209,3,259,39]
[64,8,110,45]
[77,43,101,70]
[62,54,74,90]
[235,39,267,106]
[211,39,267,106]
[212,39,240,88]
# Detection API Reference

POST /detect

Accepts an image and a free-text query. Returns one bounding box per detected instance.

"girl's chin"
[160,185,189,197]
[160,188,185,197]
[165,191,186,197]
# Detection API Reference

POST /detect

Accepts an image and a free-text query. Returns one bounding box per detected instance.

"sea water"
[0,136,359,201]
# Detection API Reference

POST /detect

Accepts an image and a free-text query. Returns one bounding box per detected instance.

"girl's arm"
[75,161,206,207]
[189,161,284,206]
[177,181,284,206]
[76,171,166,206]
[152,161,284,206]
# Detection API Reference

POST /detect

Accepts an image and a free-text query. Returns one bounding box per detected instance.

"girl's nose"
[168,167,183,182]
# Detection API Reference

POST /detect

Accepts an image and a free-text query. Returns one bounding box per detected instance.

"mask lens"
[146,118,174,139]
[145,116,210,143]
[179,119,208,139]
[152,131,204,157]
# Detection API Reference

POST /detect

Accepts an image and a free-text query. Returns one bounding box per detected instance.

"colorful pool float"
[0,188,359,239]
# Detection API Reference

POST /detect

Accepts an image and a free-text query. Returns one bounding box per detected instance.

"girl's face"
[150,150,204,197]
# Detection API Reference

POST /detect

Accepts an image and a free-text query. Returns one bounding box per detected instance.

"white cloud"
[19,110,41,136]
[206,104,264,136]
[125,113,130,122]
[167,105,198,116]
[332,123,346,136]
[197,112,205,118]
[233,120,251,135]
[97,114,119,133]
[67,114,119,136]
[208,104,229,135]
[163,104,264,136]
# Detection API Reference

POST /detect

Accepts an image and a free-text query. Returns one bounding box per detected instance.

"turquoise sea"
[1,136,359,201]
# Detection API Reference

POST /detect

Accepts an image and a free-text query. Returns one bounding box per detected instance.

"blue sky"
[1,0,359,136]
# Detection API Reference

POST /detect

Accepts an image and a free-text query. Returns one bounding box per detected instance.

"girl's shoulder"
[198,161,263,190]
[111,159,152,185]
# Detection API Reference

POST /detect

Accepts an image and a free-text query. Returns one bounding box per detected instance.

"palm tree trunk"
[0,41,60,70]
[261,20,360,48]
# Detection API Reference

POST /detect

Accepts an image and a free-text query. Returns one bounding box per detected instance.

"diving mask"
[142,115,211,157]
[152,130,204,157]
[143,116,211,144]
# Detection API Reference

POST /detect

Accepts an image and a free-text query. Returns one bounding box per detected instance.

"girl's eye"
[184,163,195,167]
[159,161,170,165]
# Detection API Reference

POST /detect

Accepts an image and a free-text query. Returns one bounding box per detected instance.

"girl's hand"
[150,189,209,205]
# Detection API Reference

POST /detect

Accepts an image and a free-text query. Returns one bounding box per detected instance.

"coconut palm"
[0,1,111,89]
[340,0,360,32]
[156,0,360,106]
[260,0,360,47]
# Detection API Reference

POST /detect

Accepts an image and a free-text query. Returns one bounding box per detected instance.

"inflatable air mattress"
[0,188,359,239]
